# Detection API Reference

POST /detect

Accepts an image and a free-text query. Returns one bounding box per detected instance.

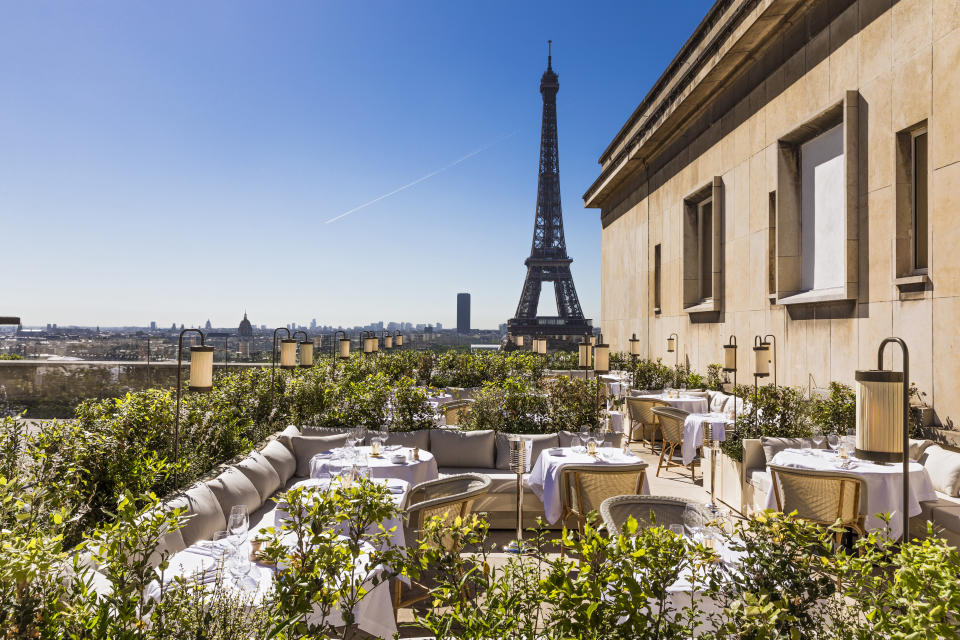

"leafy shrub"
[720,384,812,463]
[809,381,856,435]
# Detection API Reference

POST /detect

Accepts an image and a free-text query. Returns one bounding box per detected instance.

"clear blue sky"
[0,0,713,329]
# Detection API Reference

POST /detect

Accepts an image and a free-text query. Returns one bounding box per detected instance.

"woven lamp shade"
[753,344,770,377]
[280,339,298,369]
[189,345,214,391]
[515,335,524,347]
[594,342,610,374]
[338,337,351,359]
[537,339,547,354]
[299,341,313,367]
[395,334,403,347]
[667,336,675,353]
[363,337,376,354]
[384,335,393,349]
[723,344,737,372]
[854,369,905,462]
[629,333,640,356]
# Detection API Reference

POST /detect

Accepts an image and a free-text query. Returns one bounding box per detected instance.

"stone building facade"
[585,0,960,430]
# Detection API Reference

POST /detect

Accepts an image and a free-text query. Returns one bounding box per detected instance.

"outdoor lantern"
[395,333,403,348]
[280,339,298,369]
[384,335,393,349]
[753,338,770,378]
[299,340,314,368]
[589,335,597,346]
[723,336,737,372]
[188,344,214,391]
[578,338,592,368]
[363,335,376,354]
[854,369,905,462]
[537,339,547,354]
[629,333,641,356]
[667,334,676,353]
[338,336,351,359]
[593,337,610,374]
[515,335,524,347]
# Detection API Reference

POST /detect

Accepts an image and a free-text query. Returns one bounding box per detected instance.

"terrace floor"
[394,440,713,632]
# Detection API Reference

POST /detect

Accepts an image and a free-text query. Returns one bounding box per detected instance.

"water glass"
[801,440,812,453]
[827,432,840,451]
[669,524,684,538]
[212,530,237,577]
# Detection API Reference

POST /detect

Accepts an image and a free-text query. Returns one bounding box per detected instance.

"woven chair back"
[651,406,688,443]
[768,464,865,530]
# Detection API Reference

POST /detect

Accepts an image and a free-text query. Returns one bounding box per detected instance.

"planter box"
[703,446,743,514]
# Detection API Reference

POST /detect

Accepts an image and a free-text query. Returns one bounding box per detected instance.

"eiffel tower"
[507,42,591,340]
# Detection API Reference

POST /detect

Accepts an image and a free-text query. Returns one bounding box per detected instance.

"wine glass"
[212,530,236,578]
[228,505,249,539]
[578,426,590,451]
[811,431,826,450]
[827,432,840,452]
[669,524,685,538]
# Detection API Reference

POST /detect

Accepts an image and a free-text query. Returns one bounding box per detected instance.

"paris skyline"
[0,1,712,328]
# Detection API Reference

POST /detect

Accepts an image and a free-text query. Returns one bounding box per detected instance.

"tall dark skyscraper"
[507,42,590,339]
[457,293,470,333]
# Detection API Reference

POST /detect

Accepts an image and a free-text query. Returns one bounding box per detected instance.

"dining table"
[527,447,650,524]
[764,448,938,539]
[636,393,709,414]
[681,412,732,466]
[309,445,438,487]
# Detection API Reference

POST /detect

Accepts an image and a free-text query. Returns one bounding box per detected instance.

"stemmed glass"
[683,504,705,539]
[827,432,840,452]
[578,425,590,451]
[811,431,826,450]
[211,530,235,578]
[227,506,250,577]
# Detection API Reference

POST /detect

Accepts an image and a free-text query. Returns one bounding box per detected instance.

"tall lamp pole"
[667,333,679,368]
[752,336,770,427]
[856,338,911,544]
[762,334,777,387]
[271,327,294,393]
[175,328,213,485]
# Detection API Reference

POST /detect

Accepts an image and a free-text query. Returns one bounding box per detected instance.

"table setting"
[636,388,709,414]
[309,437,439,487]
[527,431,651,524]
[763,437,937,538]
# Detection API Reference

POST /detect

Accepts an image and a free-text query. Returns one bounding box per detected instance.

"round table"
[527,447,650,524]
[310,446,439,487]
[638,393,709,414]
[764,448,937,539]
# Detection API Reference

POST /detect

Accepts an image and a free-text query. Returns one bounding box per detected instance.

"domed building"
[238,312,253,357]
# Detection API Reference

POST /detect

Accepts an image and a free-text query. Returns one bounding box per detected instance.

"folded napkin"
[386,484,405,494]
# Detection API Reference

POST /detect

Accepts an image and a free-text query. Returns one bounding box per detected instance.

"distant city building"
[150,321,156,330]
[457,293,471,333]
[205,319,212,330]
[436,323,442,331]
[310,318,317,330]
[170,323,176,330]
[238,313,253,358]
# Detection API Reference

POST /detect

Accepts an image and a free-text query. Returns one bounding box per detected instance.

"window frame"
[910,127,928,274]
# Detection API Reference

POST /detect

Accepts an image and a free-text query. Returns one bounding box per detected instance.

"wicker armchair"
[651,406,695,480]
[768,464,867,539]
[559,462,648,532]
[626,397,669,452]
[395,473,491,612]
[600,495,711,534]
[442,400,474,426]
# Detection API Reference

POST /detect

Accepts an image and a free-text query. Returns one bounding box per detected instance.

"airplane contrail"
[324,131,518,224]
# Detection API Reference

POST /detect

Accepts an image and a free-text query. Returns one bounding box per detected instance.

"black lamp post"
[723,335,738,395]
[667,333,679,367]
[578,332,593,381]
[856,338,911,543]
[174,328,213,485]
[752,335,770,427]
[762,334,777,387]
[207,332,231,374]
[271,327,293,392]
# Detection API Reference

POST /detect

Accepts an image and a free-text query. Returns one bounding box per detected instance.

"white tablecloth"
[638,394,708,414]
[310,446,438,487]
[681,413,731,465]
[271,477,409,549]
[527,447,650,524]
[147,536,397,638]
[764,449,938,538]
[605,410,625,434]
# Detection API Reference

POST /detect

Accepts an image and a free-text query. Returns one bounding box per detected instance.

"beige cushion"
[164,484,227,547]
[385,429,430,450]
[429,429,496,468]
[206,466,262,517]
[235,452,282,502]
[760,437,826,464]
[920,446,960,497]
[277,424,301,450]
[746,469,771,494]
[291,433,350,477]
[558,430,623,448]
[260,440,297,484]
[494,432,559,470]
[928,499,960,534]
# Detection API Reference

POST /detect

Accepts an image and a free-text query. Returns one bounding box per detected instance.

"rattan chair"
[558,462,648,532]
[395,473,491,612]
[768,464,867,540]
[599,495,711,534]
[626,397,669,452]
[651,406,696,480]
[442,400,474,426]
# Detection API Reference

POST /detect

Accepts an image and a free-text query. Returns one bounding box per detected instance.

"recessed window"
[799,123,846,293]
[682,177,723,314]
[653,243,662,313]
[912,128,928,271]
[768,191,776,297]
